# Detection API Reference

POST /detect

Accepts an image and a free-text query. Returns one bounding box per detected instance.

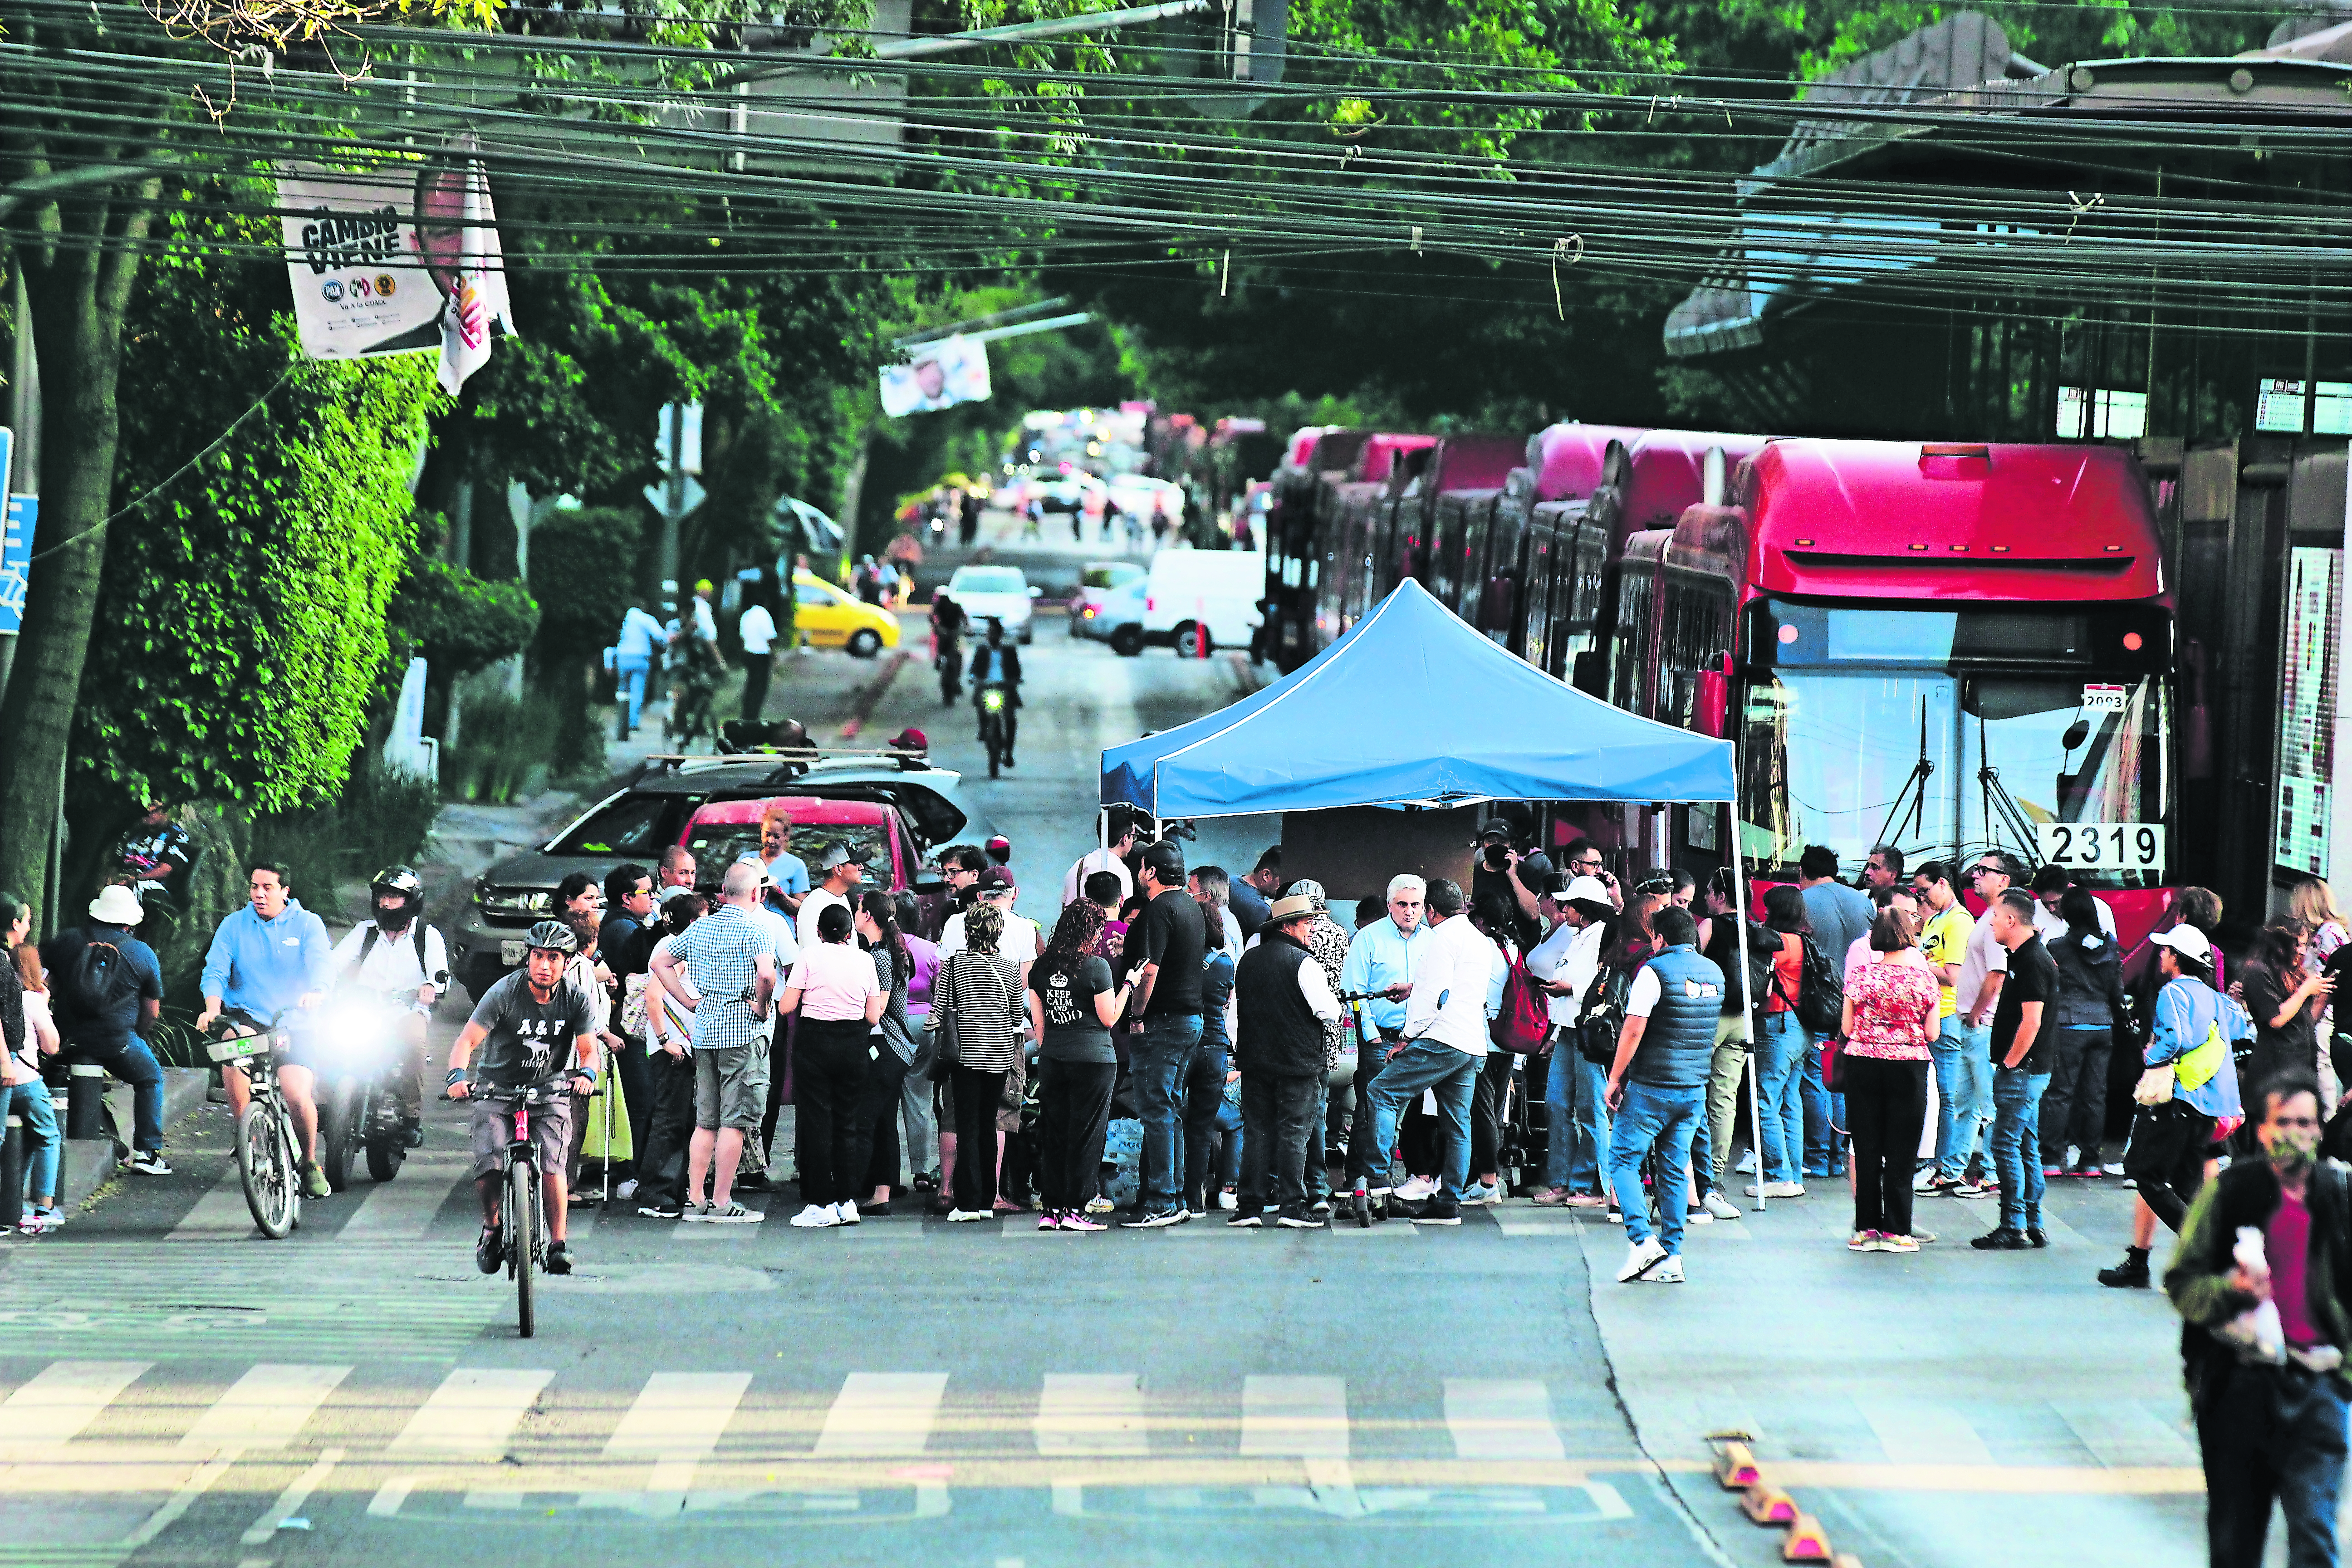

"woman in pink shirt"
[779,901,884,1230]
[1839,907,1940,1254]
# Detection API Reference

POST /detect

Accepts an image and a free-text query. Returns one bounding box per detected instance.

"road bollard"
[0,1113,23,1220]
[66,1063,107,1140]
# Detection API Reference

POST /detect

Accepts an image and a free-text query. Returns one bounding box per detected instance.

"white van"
[1133,549,1264,657]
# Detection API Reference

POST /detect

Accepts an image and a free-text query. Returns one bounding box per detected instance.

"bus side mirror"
[1693,666,1730,738]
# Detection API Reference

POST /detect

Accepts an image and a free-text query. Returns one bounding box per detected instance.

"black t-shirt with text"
[1990,933,2059,1074]
[1032,954,1116,1063]
[1136,889,1207,1017]
[466,970,598,1089]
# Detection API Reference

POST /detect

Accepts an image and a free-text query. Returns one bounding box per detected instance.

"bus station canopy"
[1100,578,1737,818]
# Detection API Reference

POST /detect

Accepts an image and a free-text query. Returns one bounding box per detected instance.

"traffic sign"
[1,494,34,634]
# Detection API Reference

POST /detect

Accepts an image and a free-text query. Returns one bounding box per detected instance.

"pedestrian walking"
[930,902,1026,1221]
[1230,894,1346,1228]
[612,600,666,740]
[1358,878,1489,1225]
[2100,922,2251,1287]
[632,889,706,1219]
[2166,1070,2352,1568]
[2043,884,2127,1177]
[1029,900,1131,1231]
[1751,885,1815,1199]
[1840,906,1939,1252]
[1121,841,1208,1228]
[1601,906,1724,1284]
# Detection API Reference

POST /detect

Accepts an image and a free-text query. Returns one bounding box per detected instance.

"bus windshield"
[1740,669,2171,885]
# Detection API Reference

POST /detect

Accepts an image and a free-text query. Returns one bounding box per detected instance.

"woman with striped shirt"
[929,902,1025,1221]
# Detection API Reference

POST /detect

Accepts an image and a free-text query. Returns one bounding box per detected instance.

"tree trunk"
[0,185,156,906]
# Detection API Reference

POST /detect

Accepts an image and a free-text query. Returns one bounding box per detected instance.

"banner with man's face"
[880,335,991,416]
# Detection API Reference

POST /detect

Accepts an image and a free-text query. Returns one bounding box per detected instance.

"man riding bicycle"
[195,859,335,1197]
[327,866,450,1150]
[967,617,1023,765]
[446,921,599,1277]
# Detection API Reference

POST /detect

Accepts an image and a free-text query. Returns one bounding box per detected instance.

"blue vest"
[1627,945,1725,1091]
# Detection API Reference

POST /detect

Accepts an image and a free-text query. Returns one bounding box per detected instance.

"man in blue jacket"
[196,859,336,1198]
[1603,906,1725,1285]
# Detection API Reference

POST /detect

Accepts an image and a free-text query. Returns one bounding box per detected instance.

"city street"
[0,603,2218,1568]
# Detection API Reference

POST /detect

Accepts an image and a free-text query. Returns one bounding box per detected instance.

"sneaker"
[1461,1182,1501,1206]
[1910,1228,1938,1244]
[1038,1211,1063,1231]
[789,1203,839,1228]
[544,1240,573,1275]
[1744,1181,1805,1198]
[616,1179,639,1201]
[1645,1254,1686,1283]
[1085,1196,1115,1215]
[1565,1192,1611,1208]
[1062,1213,1107,1233]
[475,1225,504,1274]
[1216,1189,1237,1211]
[1703,1191,1742,1220]
[946,1209,990,1222]
[1412,1199,1463,1225]
[2103,1161,2126,1177]
[1310,1199,1333,1218]
[1394,1176,1438,1202]
[126,1150,172,1177]
[1953,1180,1989,1199]
[1606,1208,1623,1225]
[20,1207,63,1235]
[1735,1151,1759,1175]
[1276,1211,1321,1229]
[1849,1230,1878,1252]
[637,1202,682,1219]
[835,1201,861,1225]
[1227,1210,1263,1228]
[1122,1207,1190,1230]
[1686,1204,1714,1225]
[2041,1165,2064,1178]
[1879,1233,1921,1253]
[1618,1236,1668,1281]
[2097,1251,2152,1289]
[1916,1171,1959,1195]
[681,1200,712,1223]
[2026,1226,2048,1249]
[301,1161,331,1199]
[708,1202,766,1225]
[1970,1226,2030,1251]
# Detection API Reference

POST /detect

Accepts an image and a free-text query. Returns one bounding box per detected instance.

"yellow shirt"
[1920,904,1974,1019]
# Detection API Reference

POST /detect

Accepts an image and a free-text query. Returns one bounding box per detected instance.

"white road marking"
[167,1166,260,1242]
[0,1359,149,1447]
[1240,1376,1349,1459]
[180,1363,351,1453]
[2053,1399,2198,1468]
[341,1157,469,1240]
[1444,1379,1566,1461]
[388,1368,554,1456]
[240,1446,344,1544]
[1859,1399,1996,1465]
[604,1372,752,1460]
[813,1372,948,1457]
[1036,1373,1148,1456]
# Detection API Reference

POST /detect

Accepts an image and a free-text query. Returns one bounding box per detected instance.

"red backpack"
[1490,951,1553,1055]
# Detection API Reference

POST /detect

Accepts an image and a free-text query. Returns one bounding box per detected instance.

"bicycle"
[465,1077,570,1340]
[975,680,1013,778]
[206,1010,305,1239]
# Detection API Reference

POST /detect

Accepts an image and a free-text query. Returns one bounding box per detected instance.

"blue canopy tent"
[1101,578,1736,818]
[1099,577,1774,1212]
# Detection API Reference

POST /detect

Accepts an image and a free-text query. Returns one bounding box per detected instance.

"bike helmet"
[370,865,425,923]
[522,919,579,955]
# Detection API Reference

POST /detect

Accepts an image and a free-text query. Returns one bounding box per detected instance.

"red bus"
[1483,423,1646,673]
[1264,426,1366,671]
[1310,433,1436,652]
[1610,438,2179,944]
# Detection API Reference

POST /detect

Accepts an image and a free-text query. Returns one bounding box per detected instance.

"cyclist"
[195,859,335,1198]
[328,866,449,1149]
[931,592,967,703]
[967,617,1023,765]
[447,921,600,1277]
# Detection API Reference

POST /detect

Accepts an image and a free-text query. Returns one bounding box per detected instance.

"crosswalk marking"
[814,1373,948,1457]
[1036,1373,1148,1456]
[1240,1376,1348,1459]
[604,1373,750,1460]
[179,1363,350,1452]
[1860,1399,1996,1465]
[2053,1400,2198,1468]
[1443,1379,1566,1461]
[342,1158,468,1239]
[0,1360,148,1446]
[167,1166,259,1242]
[389,1368,554,1456]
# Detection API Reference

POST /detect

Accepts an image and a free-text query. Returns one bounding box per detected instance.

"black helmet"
[523,919,578,956]
[371,865,424,922]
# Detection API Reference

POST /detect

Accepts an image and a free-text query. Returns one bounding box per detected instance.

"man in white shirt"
[1062,808,1140,908]
[1526,874,1616,1205]
[1354,878,1491,1225]
[330,866,449,1147]
[941,867,1041,987]
[797,841,870,951]
[2029,863,2117,941]
[738,592,778,723]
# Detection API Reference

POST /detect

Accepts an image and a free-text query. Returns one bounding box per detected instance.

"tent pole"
[1728,797,1764,1215]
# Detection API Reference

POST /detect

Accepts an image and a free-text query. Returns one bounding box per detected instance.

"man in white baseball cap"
[39,884,170,1174]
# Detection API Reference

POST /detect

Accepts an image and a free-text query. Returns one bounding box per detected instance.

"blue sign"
[2,495,36,635]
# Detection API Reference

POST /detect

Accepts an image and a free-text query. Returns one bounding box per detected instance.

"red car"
[677,795,915,894]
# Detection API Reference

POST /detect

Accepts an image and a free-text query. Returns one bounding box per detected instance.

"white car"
[945,564,1040,644]
[1107,473,1183,521]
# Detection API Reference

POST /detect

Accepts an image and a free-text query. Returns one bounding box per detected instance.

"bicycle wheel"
[508,1160,536,1339]
[236,1104,295,1239]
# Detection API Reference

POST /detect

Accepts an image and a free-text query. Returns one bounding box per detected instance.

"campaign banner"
[880,335,991,417]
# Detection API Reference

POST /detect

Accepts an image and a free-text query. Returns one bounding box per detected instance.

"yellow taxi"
[792,571,901,658]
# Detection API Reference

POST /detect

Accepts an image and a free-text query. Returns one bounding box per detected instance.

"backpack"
[357,921,431,981]
[1775,932,1845,1038]
[1575,965,1635,1068]
[1490,951,1552,1056]
[64,931,133,1015]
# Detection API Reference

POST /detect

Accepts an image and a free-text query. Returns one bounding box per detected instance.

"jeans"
[1800,1044,1843,1176]
[1930,1016,1991,1181]
[1544,1047,1610,1191]
[1131,1013,1201,1211]
[1843,1055,1927,1236]
[1034,1058,1115,1213]
[614,657,650,737]
[1605,1080,1703,1255]
[2041,1027,2112,1166]
[1755,1012,1811,1186]
[67,1035,164,1152]
[1470,1051,1516,1181]
[637,1049,697,1208]
[1237,1072,1319,1216]
[5,1078,62,1207]
[2198,1361,2349,1568]
[1361,1040,1478,1202]
[1989,1065,2051,1230]
[1182,1044,1230,1211]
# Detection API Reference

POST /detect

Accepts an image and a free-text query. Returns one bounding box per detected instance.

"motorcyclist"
[195,859,336,1198]
[328,866,450,1148]
[968,617,1023,765]
[931,592,967,704]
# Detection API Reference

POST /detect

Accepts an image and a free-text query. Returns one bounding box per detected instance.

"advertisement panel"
[880,335,990,416]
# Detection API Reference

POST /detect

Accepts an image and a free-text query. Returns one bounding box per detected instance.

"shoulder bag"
[925,953,966,1083]
[1575,965,1633,1068]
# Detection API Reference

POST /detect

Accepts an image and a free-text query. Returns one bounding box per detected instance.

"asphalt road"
[0,580,2227,1568]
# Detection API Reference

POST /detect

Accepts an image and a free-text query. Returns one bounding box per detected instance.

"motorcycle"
[936,636,963,705]
[312,988,420,1191]
[975,680,1013,779]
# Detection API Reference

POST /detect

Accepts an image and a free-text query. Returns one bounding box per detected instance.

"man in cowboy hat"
[40,884,170,1174]
[1229,894,1345,1229]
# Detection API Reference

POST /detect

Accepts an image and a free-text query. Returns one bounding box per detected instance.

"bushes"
[444,687,563,804]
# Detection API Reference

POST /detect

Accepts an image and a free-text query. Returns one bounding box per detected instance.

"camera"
[1481,844,1511,873]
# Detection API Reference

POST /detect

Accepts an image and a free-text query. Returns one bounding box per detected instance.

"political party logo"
[321,279,344,302]
[352,277,373,299]
[376,274,397,297]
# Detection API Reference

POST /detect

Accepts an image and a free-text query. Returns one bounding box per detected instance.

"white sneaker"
[1744,1181,1806,1198]
[1617,1236,1667,1281]
[1461,1182,1502,1206]
[1703,1191,1742,1220]
[615,1179,639,1201]
[788,1203,840,1228]
[1686,1205,1713,1225]
[1216,1189,1237,1211]
[1645,1254,1686,1284]
[834,1201,861,1225]
[947,1208,990,1222]
[1085,1196,1115,1215]
[1735,1151,1759,1175]
[2103,1162,2126,1177]
[1395,1176,1437,1202]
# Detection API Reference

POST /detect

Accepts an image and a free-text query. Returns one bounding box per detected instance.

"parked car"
[944,564,1040,644]
[450,754,991,998]
[1069,560,1145,644]
[792,570,899,657]
[680,795,913,892]
[1134,549,1265,657]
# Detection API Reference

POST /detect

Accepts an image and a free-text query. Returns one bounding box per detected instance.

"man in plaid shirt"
[649,862,777,1222]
